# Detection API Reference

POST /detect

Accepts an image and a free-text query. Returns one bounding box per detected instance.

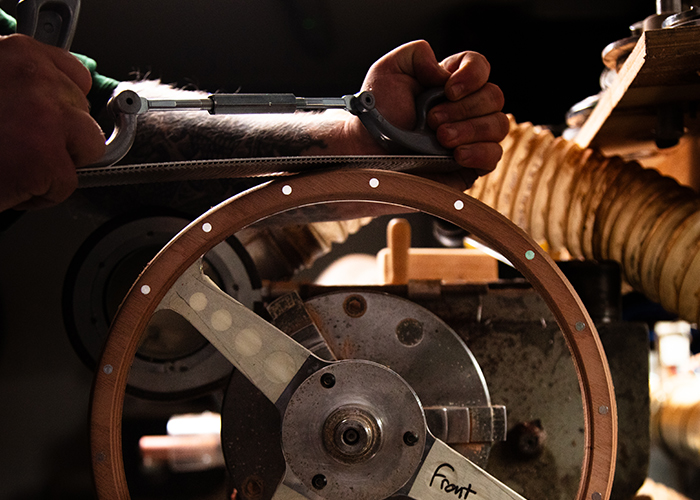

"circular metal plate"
[281,360,426,499]
[305,291,492,463]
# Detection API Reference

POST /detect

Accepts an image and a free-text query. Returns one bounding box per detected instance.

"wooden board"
[574,26,700,187]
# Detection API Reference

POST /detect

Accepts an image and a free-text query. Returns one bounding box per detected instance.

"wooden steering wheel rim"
[90,168,617,499]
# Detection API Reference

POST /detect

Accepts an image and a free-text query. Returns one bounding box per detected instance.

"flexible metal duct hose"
[466,116,700,324]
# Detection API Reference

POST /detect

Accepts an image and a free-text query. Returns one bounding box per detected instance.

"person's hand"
[0,34,105,212]
[347,40,508,190]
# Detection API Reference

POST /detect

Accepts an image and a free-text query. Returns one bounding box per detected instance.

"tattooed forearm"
[122,111,329,164]
[115,80,343,165]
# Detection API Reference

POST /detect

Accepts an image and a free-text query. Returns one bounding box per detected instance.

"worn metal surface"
[283,280,648,500]
[222,289,503,499]
[412,284,649,500]
[281,361,426,499]
[304,290,498,465]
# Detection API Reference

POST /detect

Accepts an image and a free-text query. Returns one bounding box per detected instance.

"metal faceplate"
[64,215,261,398]
[281,360,427,499]
[222,291,499,499]
[302,291,498,462]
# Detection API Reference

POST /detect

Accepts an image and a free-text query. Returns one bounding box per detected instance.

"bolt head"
[343,294,367,317]
[312,474,327,490]
[403,431,419,446]
[320,373,336,388]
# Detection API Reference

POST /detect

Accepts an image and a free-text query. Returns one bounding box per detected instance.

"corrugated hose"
[466,116,700,325]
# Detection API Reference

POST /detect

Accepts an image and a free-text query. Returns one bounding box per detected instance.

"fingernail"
[432,111,448,125]
[455,146,472,164]
[442,125,457,141]
[449,84,464,100]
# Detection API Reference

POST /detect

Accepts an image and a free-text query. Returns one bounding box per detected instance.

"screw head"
[242,476,264,499]
[343,294,367,317]
[403,431,419,446]
[312,474,327,490]
[320,373,336,388]
[396,318,424,346]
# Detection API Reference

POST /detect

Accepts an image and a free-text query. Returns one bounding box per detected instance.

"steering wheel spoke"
[159,259,320,405]
[408,434,526,500]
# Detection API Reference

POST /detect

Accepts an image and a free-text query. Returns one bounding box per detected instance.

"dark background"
[2,0,650,126]
[0,1,658,499]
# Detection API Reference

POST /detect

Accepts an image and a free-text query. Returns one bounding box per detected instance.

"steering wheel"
[90,168,616,500]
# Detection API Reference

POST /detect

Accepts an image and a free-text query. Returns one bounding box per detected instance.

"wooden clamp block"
[377,218,499,285]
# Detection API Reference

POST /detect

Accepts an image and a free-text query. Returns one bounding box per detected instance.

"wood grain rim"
[90,169,617,499]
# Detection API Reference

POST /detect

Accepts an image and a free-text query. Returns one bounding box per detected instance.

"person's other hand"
[0,34,105,212]
[349,40,508,190]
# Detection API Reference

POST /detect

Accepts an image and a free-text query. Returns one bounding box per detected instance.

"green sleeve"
[0,8,17,33]
[72,52,120,118]
[0,8,120,118]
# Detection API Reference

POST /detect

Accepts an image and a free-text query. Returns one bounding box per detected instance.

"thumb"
[369,40,451,89]
[397,40,451,88]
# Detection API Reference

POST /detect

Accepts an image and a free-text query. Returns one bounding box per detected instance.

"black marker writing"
[429,463,478,498]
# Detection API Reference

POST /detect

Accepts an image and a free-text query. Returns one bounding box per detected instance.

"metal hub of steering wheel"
[90,169,617,500]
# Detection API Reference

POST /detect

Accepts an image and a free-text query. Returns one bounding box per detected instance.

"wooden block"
[378,247,499,284]
[574,26,700,188]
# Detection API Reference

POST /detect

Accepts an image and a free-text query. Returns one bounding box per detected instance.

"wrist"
[302,110,384,156]
[338,113,385,156]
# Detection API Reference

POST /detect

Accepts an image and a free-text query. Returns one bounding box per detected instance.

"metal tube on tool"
[208,94,299,114]
[207,94,351,114]
[145,99,212,112]
[131,94,353,115]
[656,0,681,14]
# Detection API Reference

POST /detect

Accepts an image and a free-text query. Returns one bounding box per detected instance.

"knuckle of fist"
[487,84,505,110]
[497,112,510,137]
[25,98,63,130]
[2,37,47,80]
[15,163,53,198]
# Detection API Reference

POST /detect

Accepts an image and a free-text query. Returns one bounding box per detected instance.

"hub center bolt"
[323,406,381,464]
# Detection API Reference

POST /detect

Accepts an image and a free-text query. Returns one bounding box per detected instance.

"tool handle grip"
[16,0,80,50]
[353,88,450,156]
